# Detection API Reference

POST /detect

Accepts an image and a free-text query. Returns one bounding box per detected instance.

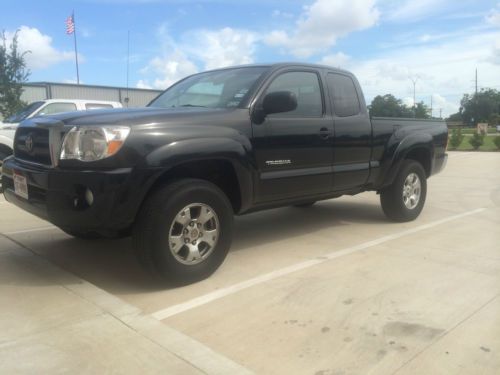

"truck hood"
[43,107,238,127]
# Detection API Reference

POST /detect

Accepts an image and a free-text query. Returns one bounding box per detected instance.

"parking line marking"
[152,208,486,321]
[4,226,57,235]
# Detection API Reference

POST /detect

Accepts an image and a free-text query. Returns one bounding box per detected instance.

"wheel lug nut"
[197,223,202,228]
[184,238,189,243]
[184,229,189,234]
[189,222,195,227]
[192,240,197,245]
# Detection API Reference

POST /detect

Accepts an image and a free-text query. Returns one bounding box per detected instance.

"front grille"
[14,127,52,166]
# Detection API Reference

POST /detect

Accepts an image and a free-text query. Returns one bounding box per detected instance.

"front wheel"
[380,160,427,222]
[133,179,233,283]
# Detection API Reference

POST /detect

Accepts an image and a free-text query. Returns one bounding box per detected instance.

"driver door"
[251,70,334,203]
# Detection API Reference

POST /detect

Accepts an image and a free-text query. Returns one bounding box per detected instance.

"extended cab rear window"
[327,73,361,117]
[86,103,113,110]
[38,102,77,116]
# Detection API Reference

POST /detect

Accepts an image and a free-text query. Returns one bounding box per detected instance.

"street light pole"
[409,76,419,117]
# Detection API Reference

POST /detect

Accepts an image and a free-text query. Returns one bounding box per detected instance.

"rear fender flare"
[382,133,433,188]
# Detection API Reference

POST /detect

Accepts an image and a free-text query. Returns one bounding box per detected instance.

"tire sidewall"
[392,161,427,220]
[149,181,233,282]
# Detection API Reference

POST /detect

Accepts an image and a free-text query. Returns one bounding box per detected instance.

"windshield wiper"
[177,104,207,108]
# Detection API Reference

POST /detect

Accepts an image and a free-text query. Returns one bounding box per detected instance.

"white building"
[20,82,162,109]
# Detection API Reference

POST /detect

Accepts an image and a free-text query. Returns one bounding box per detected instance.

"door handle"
[319,127,331,139]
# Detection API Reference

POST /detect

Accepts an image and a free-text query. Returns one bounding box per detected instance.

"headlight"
[60,126,130,161]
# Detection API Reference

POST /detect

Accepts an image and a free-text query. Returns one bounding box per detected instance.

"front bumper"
[1,157,155,232]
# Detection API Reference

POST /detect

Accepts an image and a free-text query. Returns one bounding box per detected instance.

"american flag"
[65,14,75,35]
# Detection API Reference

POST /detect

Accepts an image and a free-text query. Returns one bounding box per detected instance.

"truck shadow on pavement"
[14,199,387,293]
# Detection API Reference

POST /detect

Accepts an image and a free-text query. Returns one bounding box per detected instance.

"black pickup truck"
[1,63,447,282]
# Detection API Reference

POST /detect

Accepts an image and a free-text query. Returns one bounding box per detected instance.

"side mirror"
[263,91,297,115]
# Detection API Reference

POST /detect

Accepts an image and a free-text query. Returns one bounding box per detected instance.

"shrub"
[448,128,464,149]
[468,133,485,150]
[494,135,500,150]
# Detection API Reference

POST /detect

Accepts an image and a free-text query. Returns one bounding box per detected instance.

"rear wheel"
[380,160,427,222]
[133,179,233,283]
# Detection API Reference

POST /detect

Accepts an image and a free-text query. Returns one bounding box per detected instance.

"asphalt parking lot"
[1,151,499,374]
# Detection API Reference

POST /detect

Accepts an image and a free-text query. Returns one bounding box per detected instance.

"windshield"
[149,67,268,109]
[5,101,45,123]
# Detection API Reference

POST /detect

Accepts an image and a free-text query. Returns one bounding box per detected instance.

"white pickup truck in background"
[0,99,122,163]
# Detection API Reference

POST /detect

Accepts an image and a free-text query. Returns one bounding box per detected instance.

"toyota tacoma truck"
[1,63,448,282]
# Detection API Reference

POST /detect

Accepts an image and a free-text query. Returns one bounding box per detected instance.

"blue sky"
[2,0,500,116]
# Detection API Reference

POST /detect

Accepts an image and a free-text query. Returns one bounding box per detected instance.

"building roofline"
[23,81,163,93]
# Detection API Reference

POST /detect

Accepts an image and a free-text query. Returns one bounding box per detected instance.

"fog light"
[85,188,94,206]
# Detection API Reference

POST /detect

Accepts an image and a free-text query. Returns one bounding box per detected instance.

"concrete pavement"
[0,151,499,374]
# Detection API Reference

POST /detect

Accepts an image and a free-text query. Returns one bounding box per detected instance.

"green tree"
[414,101,431,119]
[449,128,464,150]
[460,89,500,126]
[369,94,430,118]
[446,112,463,122]
[369,94,401,117]
[468,132,484,150]
[0,30,30,119]
[489,113,500,127]
[494,136,500,150]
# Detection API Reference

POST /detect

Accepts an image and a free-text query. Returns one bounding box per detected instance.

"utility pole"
[474,68,478,127]
[430,95,433,118]
[439,108,443,119]
[475,68,478,95]
[409,76,419,118]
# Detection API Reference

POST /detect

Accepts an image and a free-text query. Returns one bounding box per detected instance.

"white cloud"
[486,3,500,26]
[319,52,351,68]
[183,27,257,70]
[138,27,258,89]
[136,80,152,89]
[344,30,500,117]
[264,0,379,57]
[488,40,500,65]
[385,0,451,23]
[139,49,198,89]
[62,78,84,84]
[4,26,76,70]
[430,93,459,118]
[272,10,293,19]
[402,97,414,107]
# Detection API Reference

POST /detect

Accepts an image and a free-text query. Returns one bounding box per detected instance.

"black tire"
[380,160,427,222]
[293,201,316,208]
[133,178,233,283]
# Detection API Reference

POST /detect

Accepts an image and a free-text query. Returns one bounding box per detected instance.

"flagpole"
[72,11,80,84]
[126,30,130,107]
